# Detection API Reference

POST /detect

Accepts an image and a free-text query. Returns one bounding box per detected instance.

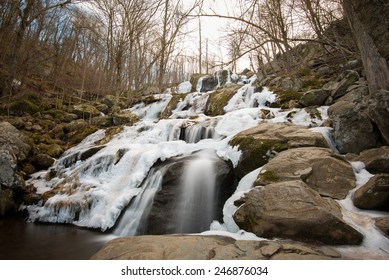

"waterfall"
[174,150,217,233]
[113,164,170,236]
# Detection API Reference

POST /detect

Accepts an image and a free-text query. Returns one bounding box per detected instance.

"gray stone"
[328,101,378,154]
[353,174,389,210]
[331,71,360,99]
[233,180,363,245]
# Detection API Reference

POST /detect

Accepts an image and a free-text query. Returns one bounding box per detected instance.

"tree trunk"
[342,0,389,95]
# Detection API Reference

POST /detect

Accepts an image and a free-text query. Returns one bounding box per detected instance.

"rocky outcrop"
[353,174,389,210]
[0,122,32,215]
[204,85,241,116]
[91,235,342,260]
[229,123,329,178]
[256,147,355,199]
[353,146,389,174]
[328,101,378,153]
[233,180,363,245]
[330,70,360,100]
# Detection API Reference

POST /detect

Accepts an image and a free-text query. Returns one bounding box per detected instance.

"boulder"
[91,235,342,260]
[367,90,389,145]
[280,77,303,91]
[256,147,356,199]
[353,174,389,210]
[102,95,116,108]
[229,123,329,178]
[72,104,101,119]
[199,75,217,92]
[299,89,330,107]
[331,70,360,99]
[328,101,378,153]
[204,85,241,116]
[91,115,113,127]
[375,217,389,237]
[96,104,110,115]
[112,111,139,126]
[32,153,55,169]
[46,144,63,158]
[353,146,389,174]
[233,180,363,245]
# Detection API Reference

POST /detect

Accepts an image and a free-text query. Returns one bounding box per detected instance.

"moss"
[230,136,289,177]
[67,126,98,145]
[160,94,185,119]
[8,100,40,116]
[96,126,124,145]
[260,170,280,182]
[205,85,241,116]
[301,75,326,91]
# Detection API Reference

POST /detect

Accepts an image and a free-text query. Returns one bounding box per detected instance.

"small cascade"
[174,150,218,233]
[113,164,170,236]
[181,123,222,143]
[129,94,172,121]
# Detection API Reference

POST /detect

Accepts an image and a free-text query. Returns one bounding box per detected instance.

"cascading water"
[175,150,217,233]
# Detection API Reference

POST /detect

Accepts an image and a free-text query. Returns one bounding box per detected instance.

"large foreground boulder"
[255,147,355,199]
[233,181,363,245]
[229,123,329,178]
[91,235,342,260]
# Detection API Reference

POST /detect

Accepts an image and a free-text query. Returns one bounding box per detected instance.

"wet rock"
[146,150,237,235]
[0,187,14,215]
[256,147,355,199]
[199,75,217,92]
[299,89,330,107]
[375,217,389,237]
[233,180,363,245]
[353,146,389,174]
[204,85,241,116]
[229,123,329,178]
[353,174,389,210]
[329,101,378,154]
[91,235,342,260]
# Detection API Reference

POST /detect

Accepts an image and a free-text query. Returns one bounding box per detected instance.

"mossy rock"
[91,115,114,127]
[269,87,303,109]
[97,126,124,145]
[160,94,186,119]
[190,73,204,92]
[46,110,78,123]
[66,125,99,145]
[112,111,139,126]
[204,84,241,116]
[230,136,289,178]
[63,119,88,134]
[8,100,40,116]
[47,144,64,158]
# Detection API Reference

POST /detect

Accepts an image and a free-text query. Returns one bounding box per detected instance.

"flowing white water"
[175,150,218,233]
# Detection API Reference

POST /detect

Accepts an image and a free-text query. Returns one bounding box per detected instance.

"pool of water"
[0,218,113,260]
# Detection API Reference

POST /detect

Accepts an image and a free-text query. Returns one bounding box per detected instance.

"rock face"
[328,101,378,153]
[233,181,363,245]
[0,122,31,188]
[353,174,389,210]
[230,123,329,178]
[0,122,31,215]
[256,147,355,199]
[353,146,389,174]
[91,235,342,260]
